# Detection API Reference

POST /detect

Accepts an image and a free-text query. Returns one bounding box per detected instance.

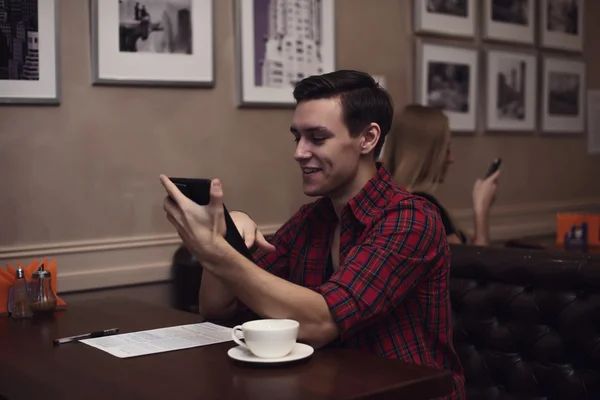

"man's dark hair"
[292,70,394,159]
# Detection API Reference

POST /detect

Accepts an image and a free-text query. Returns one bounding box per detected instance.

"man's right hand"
[230,211,276,253]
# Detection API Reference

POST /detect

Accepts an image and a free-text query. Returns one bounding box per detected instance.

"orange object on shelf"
[556,213,600,246]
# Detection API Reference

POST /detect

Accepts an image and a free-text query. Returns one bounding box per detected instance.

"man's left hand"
[160,175,227,262]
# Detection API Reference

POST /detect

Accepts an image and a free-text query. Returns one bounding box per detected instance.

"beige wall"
[0,0,598,292]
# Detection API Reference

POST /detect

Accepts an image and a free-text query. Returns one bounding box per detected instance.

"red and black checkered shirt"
[252,164,465,400]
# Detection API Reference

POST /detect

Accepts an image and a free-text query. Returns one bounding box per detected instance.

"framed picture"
[415,41,479,132]
[235,0,336,108]
[540,0,583,51]
[413,0,475,38]
[542,56,585,133]
[482,0,535,44]
[485,49,537,131]
[0,0,60,105]
[91,0,214,87]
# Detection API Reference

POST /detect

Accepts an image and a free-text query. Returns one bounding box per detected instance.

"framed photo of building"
[91,0,214,87]
[235,0,336,107]
[0,0,60,105]
[485,50,537,131]
[482,0,535,44]
[415,41,479,132]
[414,0,475,38]
[540,0,583,51]
[542,56,585,133]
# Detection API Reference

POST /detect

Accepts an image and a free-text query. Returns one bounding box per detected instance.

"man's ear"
[359,123,381,155]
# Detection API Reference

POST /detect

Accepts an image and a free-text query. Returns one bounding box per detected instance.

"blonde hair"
[381,104,450,193]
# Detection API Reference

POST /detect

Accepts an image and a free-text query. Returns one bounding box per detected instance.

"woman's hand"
[472,169,501,217]
[230,211,276,253]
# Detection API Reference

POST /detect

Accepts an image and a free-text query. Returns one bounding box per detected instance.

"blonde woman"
[381,104,501,245]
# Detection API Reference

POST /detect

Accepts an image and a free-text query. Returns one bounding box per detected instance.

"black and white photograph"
[496,59,526,120]
[252,0,325,89]
[485,50,536,131]
[547,0,578,34]
[541,0,583,51]
[548,72,579,115]
[92,0,213,86]
[0,0,39,81]
[0,0,59,104]
[417,42,478,131]
[492,0,528,25]
[426,62,470,113]
[414,0,475,37]
[118,0,192,54]
[236,0,336,107]
[542,57,585,133]
[427,0,468,17]
[483,0,534,43]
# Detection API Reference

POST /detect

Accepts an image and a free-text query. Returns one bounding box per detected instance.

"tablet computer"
[168,177,254,261]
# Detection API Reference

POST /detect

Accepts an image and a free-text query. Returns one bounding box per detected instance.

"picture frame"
[485,49,537,131]
[0,0,60,105]
[413,0,476,38]
[540,0,583,52]
[541,56,585,133]
[90,0,215,87]
[482,0,536,44]
[415,41,479,132]
[235,0,336,108]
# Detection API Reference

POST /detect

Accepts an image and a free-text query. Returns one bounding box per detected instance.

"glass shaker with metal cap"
[29,264,57,317]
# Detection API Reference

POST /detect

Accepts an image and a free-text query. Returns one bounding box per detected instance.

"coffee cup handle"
[231,325,249,349]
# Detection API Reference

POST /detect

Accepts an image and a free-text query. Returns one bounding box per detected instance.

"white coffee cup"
[231,319,299,359]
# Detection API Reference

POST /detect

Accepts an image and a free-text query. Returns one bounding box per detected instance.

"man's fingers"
[159,175,189,207]
[243,230,256,249]
[256,231,276,253]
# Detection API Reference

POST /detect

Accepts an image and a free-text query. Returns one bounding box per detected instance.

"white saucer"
[227,342,314,364]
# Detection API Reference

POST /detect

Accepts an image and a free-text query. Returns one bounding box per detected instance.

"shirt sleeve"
[235,205,306,313]
[314,199,448,339]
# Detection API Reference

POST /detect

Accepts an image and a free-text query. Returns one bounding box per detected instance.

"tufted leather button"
[524,283,534,292]
[576,289,589,299]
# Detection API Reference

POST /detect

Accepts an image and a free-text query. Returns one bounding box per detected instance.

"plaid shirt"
[251,164,465,400]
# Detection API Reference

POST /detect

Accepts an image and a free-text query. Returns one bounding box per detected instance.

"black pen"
[53,328,120,346]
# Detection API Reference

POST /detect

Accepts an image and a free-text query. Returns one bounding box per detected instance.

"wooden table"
[0,298,453,400]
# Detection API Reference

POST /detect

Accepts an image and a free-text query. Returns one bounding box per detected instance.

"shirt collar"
[320,162,394,225]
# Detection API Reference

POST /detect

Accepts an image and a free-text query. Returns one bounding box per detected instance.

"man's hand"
[230,211,276,253]
[160,175,227,262]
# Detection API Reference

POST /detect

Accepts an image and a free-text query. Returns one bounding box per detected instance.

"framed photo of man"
[91,0,215,87]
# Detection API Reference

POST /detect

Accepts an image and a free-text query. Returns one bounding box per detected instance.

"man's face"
[290,98,364,198]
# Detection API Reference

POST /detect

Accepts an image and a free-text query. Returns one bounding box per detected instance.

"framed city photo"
[540,0,583,51]
[483,0,535,44]
[0,0,60,105]
[91,0,215,87]
[416,41,479,132]
[542,57,585,133]
[235,0,336,108]
[485,50,537,131]
[414,0,475,38]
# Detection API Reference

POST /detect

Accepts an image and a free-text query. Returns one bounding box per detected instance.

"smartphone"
[168,177,254,261]
[485,158,502,178]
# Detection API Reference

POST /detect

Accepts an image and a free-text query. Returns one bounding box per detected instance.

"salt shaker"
[11,266,33,319]
[29,265,57,317]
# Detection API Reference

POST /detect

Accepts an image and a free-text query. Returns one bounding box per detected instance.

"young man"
[161,70,465,399]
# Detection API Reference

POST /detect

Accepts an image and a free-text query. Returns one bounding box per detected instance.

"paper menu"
[79,322,233,358]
